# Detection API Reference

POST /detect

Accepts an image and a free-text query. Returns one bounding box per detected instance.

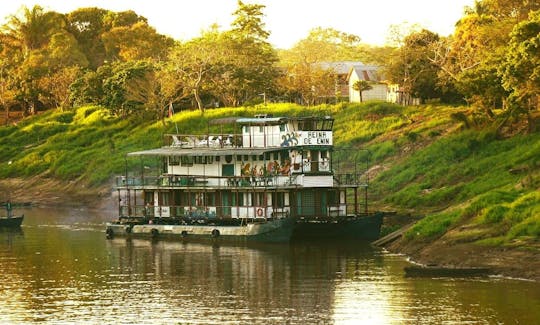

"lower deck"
[117,186,367,221]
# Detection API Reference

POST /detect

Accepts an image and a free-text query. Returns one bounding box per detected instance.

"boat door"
[295,190,326,217]
[220,191,232,217]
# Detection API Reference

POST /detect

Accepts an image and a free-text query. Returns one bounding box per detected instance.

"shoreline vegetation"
[1,102,539,281]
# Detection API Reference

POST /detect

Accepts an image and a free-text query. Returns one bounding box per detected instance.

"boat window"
[328,190,338,205]
[243,126,248,133]
[215,156,220,162]
[222,164,234,176]
[239,193,245,206]
[322,120,333,130]
[181,156,193,167]
[254,193,264,206]
[243,155,249,161]
[273,152,279,160]
[272,192,284,207]
[258,155,264,161]
[159,192,170,205]
[259,126,264,133]
[169,156,180,166]
[321,151,328,159]
[237,155,242,161]
[144,192,154,205]
[279,124,286,132]
[206,193,216,206]
[264,153,270,160]
[251,155,257,161]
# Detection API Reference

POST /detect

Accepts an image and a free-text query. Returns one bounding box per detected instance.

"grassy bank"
[1,102,539,249]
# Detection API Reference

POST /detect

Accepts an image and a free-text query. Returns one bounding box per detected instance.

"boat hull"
[0,215,24,228]
[106,217,295,243]
[292,213,383,240]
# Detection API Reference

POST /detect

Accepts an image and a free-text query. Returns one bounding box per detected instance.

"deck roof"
[127,147,280,157]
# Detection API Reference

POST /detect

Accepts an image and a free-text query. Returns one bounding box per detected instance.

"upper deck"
[159,115,334,151]
[118,115,370,190]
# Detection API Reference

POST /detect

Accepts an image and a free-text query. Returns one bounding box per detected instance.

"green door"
[221,191,231,217]
[296,190,326,217]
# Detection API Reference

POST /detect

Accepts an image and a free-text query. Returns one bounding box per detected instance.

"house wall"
[347,68,388,103]
[349,84,388,102]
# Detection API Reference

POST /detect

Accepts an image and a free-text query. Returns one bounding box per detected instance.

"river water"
[1,207,539,324]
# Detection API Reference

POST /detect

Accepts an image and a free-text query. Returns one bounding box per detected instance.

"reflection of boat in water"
[106,114,381,242]
[1,201,24,228]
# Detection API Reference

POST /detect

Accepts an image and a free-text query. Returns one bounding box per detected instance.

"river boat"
[404,265,491,278]
[1,201,24,228]
[105,114,382,242]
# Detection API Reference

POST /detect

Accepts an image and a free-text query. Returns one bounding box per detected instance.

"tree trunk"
[193,88,204,112]
[2,104,9,125]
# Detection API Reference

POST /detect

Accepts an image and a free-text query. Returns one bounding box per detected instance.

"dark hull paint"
[0,215,24,228]
[404,266,491,277]
[292,213,383,240]
[106,217,295,243]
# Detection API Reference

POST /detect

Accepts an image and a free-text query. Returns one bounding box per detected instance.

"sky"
[0,0,476,49]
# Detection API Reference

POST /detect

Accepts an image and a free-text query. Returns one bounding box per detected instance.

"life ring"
[125,226,132,234]
[151,228,159,237]
[256,208,264,217]
[211,229,220,238]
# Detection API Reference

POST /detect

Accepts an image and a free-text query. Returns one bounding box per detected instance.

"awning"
[127,147,282,157]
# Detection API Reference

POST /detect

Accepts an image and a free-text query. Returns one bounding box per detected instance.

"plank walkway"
[371,222,416,247]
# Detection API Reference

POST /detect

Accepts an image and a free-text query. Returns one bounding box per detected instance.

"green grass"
[404,209,463,241]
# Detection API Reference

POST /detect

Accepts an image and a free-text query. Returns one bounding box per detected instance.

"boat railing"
[118,201,363,220]
[165,133,243,148]
[119,204,291,219]
[115,174,310,188]
[334,172,368,187]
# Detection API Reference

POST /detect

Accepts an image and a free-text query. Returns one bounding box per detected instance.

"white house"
[346,65,388,102]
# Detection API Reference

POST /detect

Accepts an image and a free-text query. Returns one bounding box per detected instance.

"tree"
[2,5,66,114]
[102,20,173,62]
[168,30,226,112]
[281,27,362,65]
[434,0,540,114]
[500,9,540,132]
[225,1,279,106]
[0,35,19,124]
[385,29,443,103]
[2,5,65,56]
[66,7,110,69]
[277,63,334,105]
[352,80,373,103]
[38,66,81,111]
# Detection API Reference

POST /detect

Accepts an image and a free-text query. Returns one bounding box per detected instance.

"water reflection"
[0,207,539,324]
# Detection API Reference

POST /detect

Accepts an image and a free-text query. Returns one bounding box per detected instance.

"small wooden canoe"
[0,215,24,228]
[404,265,490,278]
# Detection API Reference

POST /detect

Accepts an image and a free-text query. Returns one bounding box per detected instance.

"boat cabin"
[116,115,368,222]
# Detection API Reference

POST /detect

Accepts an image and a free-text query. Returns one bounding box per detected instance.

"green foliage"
[405,210,462,241]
